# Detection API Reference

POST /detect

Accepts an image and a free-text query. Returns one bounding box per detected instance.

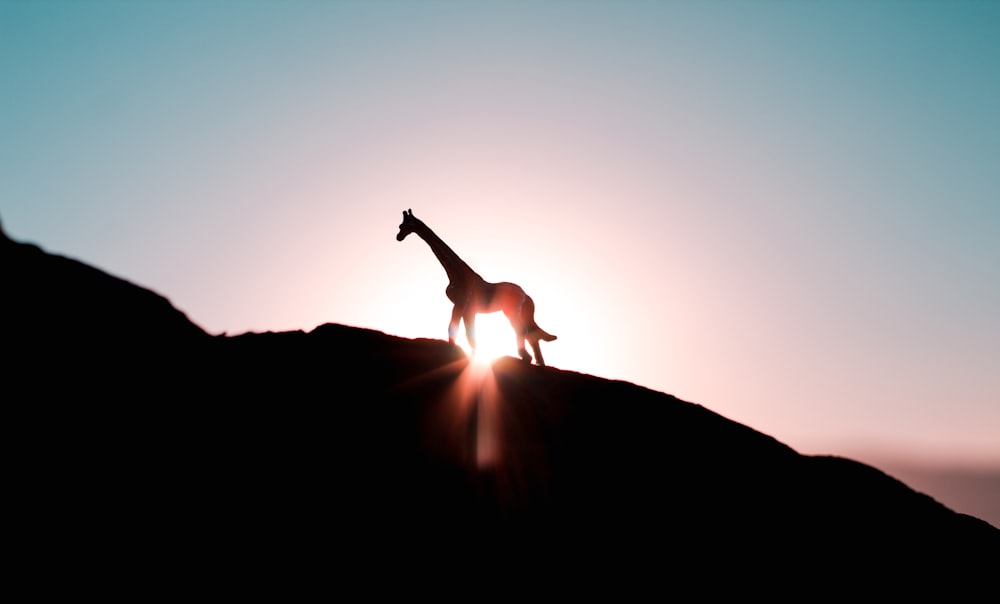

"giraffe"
[396,209,557,366]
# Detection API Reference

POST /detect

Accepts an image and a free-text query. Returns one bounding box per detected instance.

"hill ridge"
[4,222,997,590]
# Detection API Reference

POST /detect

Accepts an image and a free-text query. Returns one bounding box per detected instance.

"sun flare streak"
[442,361,504,469]
[409,353,546,510]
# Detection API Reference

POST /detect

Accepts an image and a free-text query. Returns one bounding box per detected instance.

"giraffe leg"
[463,311,477,356]
[448,305,463,345]
[528,337,545,367]
[505,312,532,363]
[516,328,532,363]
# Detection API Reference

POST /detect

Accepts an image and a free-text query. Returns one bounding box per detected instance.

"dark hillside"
[4,221,997,594]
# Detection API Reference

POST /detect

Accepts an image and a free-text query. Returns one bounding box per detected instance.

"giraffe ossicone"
[396,208,557,366]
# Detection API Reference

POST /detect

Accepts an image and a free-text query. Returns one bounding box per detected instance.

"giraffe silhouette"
[396,209,557,366]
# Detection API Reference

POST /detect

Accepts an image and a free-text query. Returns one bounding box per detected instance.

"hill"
[4,219,997,594]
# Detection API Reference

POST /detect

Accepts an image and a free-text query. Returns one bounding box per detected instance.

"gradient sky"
[3,1,998,472]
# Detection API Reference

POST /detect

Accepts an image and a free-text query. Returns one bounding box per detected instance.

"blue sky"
[3,1,998,475]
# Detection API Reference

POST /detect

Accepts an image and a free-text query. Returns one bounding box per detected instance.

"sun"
[457,311,520,367]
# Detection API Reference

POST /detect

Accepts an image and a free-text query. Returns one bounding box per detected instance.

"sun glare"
[457,311,519,367]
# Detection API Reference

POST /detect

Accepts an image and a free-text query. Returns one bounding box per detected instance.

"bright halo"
[458,312,518,367]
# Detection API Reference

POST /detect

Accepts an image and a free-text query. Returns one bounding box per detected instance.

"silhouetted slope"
[872,460,1000,529]
[3,222,208,346]
[4,222,997,593]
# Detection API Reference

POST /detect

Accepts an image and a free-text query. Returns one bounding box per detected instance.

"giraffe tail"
[529,325,557,342]
[522,295,556,341]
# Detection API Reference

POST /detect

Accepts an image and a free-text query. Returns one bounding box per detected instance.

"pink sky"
[3,2,998,522]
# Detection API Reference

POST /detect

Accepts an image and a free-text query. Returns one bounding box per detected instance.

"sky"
[3,0,998,481]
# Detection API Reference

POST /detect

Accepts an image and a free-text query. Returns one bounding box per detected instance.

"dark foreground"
[5,222,998,594]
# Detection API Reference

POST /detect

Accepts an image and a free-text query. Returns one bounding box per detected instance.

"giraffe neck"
[412,220,485,286]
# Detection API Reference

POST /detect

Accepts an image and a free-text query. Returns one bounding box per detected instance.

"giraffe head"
[396,208,417,241]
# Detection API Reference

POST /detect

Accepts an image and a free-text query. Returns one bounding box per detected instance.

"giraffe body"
[396,209,557,366]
